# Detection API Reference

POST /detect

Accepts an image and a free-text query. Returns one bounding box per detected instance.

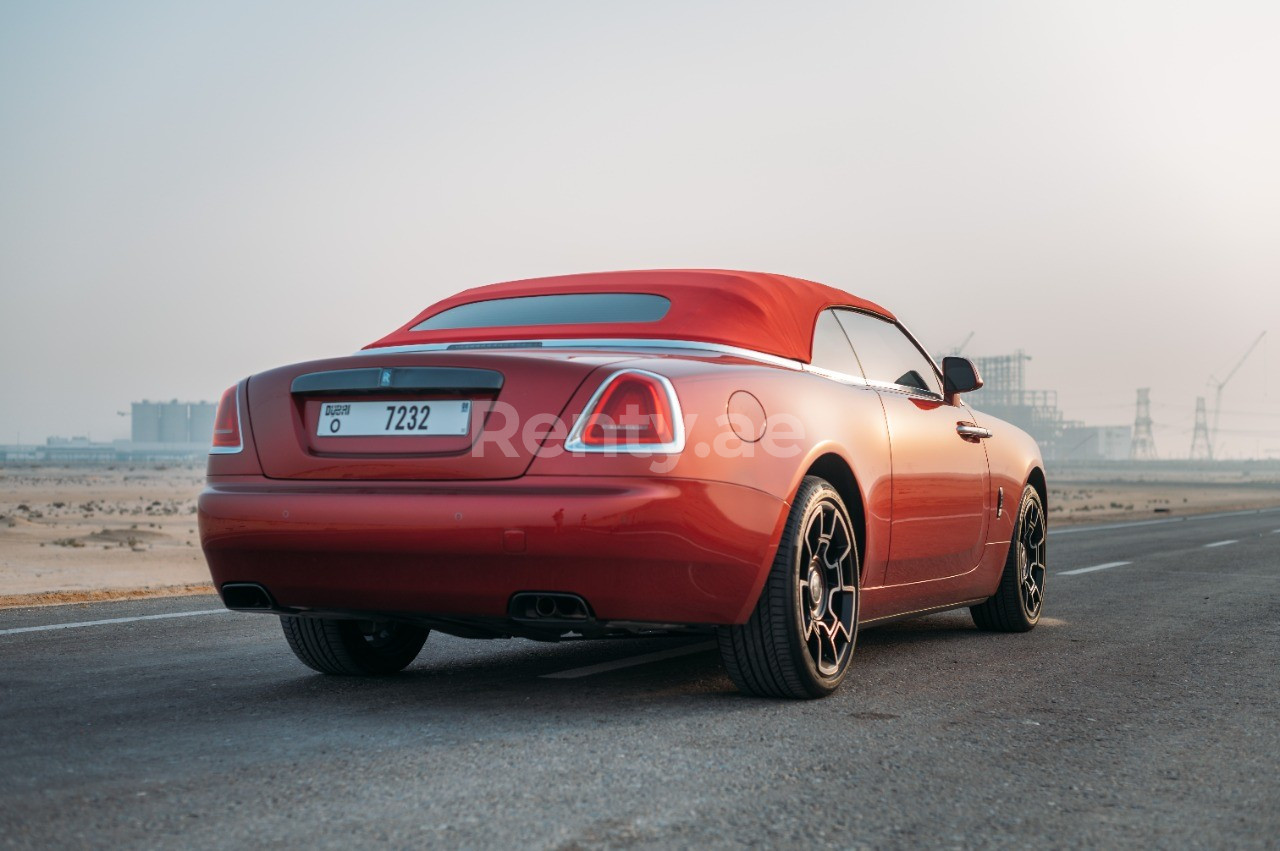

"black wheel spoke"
[970,487,1047,635]
[798,498,858,677]
[719,476,864,698]
[1018,501,1046,619]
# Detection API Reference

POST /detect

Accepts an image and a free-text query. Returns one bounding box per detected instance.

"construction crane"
[951,331,975,356]
[1209,331,1266,458]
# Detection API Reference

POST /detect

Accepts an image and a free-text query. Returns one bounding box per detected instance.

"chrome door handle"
[956,422,992,440]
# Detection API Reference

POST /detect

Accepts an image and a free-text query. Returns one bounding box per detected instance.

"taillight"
[210,385,243,454]
[567,370,684,453]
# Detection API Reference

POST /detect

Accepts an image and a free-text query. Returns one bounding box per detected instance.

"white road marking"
[1050,519,1179,536]
[1048,506,1280,537]
[540,640,717,679]
[1059,561,1132,576]
[0,608,230,637]
[1163,570,1280,580]
[1203,540,1238,548]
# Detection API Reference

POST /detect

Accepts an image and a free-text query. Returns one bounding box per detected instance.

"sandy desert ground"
[0,465,208,606]
[1047,463,1280,526]
[2,463,1279,607]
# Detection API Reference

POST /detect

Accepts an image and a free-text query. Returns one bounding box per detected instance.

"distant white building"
[131,400,218,444]
[1058,425,1132,462]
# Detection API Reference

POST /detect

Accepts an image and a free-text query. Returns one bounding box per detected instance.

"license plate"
[317,400,471,437]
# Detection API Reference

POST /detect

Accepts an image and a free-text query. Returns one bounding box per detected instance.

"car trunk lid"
[247,350,623,480]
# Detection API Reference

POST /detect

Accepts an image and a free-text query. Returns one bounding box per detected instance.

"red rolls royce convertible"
[199,270,1047,698]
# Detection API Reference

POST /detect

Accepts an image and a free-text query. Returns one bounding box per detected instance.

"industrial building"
[958,351,1131,461]
[131,400,219,445]
[0,436,203,465]
[0,400,218,465]
[1057,425,1133,462]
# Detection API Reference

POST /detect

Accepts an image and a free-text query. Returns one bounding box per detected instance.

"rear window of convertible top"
[411,293,671,331]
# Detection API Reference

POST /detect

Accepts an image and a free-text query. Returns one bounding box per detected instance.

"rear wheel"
[971,484,1046,632]
[280,615,429,675]
[718,476,860,699]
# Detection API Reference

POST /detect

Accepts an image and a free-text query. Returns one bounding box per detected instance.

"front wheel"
[971,484,1046,632]
[718,476,860,699]
[280,615,429,675]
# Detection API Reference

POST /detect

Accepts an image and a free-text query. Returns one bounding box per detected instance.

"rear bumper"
[198,475,786,626]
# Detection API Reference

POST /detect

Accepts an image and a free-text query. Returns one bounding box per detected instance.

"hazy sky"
[2,1,1278,458]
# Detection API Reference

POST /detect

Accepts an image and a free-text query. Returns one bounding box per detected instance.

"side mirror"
[942,356,983,400]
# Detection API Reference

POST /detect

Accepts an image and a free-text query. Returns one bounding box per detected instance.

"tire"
[718,476,860,699]
[280,615,429,675]
[971,484,1046,632]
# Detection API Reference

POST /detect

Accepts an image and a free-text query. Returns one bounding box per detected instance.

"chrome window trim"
[358,338,804,370]
[357,326,945,401]
[892,318,946,392]
[867,379,945,402]
[798,332,942,399]
[563,369,687,455]
[801,363,870,387]
[800,353,941,400]
[209,385,244,455]
[827,307,948,400]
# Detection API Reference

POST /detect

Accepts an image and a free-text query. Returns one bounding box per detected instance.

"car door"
[833,309,990,585]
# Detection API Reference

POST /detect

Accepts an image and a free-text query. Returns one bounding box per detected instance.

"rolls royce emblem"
[380,369,392,387]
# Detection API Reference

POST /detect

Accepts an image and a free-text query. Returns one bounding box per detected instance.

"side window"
[833,310,941,395]
[809,310,864,378]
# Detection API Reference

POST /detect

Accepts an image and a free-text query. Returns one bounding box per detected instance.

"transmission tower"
[1189,396,1212,460]
[1130,388,1157,460]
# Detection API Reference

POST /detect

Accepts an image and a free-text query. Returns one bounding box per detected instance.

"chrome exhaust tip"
[510,592,593,623]
[220,582,276,611]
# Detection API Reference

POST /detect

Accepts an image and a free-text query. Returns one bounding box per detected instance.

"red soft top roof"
[365,269,893,363]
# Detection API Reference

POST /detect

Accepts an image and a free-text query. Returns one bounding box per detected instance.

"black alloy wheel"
[719,476,860,698]
[971,484,1046,632]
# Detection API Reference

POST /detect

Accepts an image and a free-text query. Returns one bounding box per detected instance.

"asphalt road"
[2,509,1278,849]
